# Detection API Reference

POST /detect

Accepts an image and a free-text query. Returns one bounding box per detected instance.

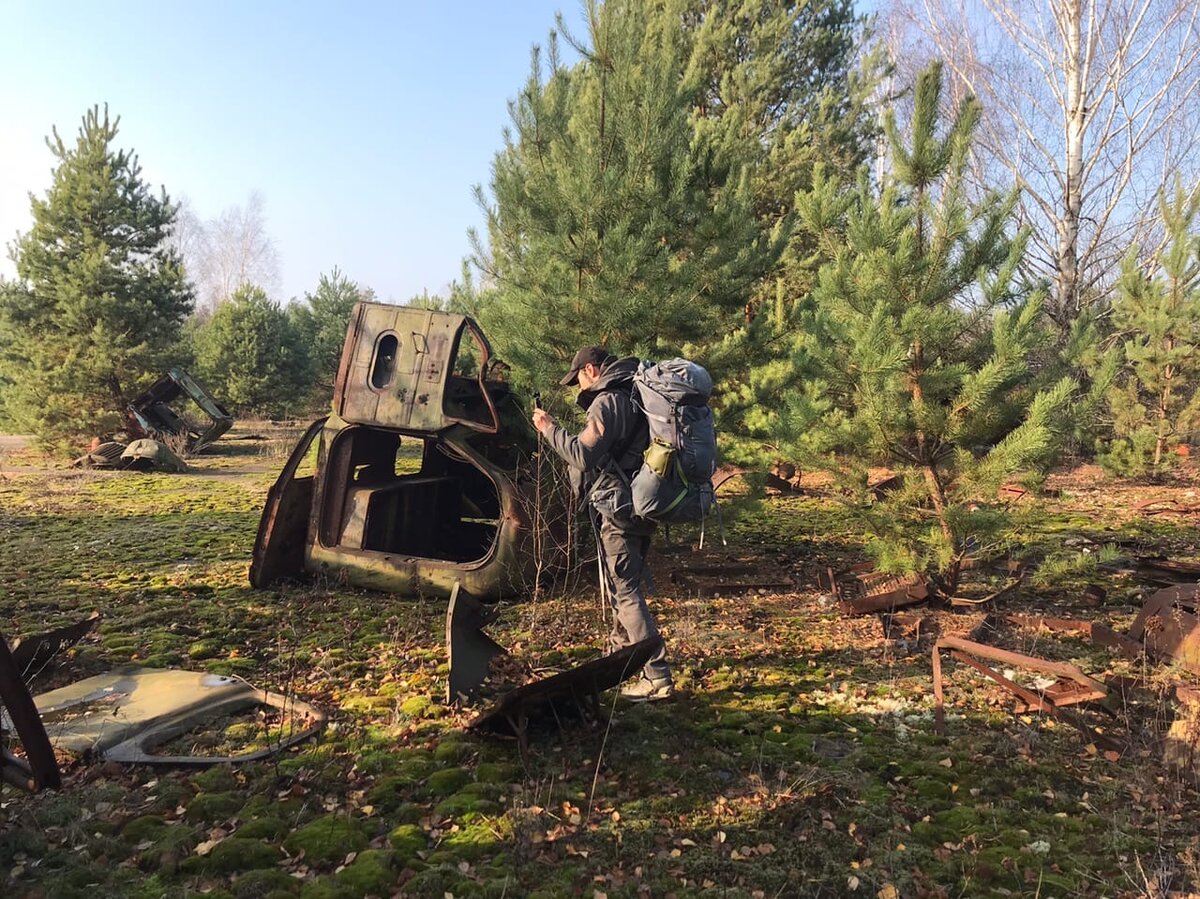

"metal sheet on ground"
[6,667,258,754]
[470,637,663,740]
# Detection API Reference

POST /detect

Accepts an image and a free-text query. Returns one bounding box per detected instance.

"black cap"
[559,346,613,386]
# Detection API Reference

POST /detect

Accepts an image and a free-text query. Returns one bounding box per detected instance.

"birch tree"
[172,191,281,313]
[884,0,1200,330]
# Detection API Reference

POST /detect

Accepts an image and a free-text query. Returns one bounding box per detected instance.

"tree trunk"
[1055,0,1086,325]
[910,339,957,591]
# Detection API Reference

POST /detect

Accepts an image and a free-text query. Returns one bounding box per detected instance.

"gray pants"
[598,514,671,682]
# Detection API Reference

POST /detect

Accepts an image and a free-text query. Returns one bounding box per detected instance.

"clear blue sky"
[0,1,588,303]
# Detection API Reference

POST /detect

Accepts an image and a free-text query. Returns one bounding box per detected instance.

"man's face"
[577,363,601,391]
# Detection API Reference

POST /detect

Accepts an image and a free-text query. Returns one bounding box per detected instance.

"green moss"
[335,849,395,895]
[121,814,170,843]
[192,765,239,793]
[442,822,501,861]
[434,794,501,820]
[475,762,518,784]
[188,638,222,659]
[388,823,426,862]
[400,695,432,717]
[231,867,300,897]
[238,817,288,840]
[300,876,351,899]
[434,739,476,763]
[426,767,471,797]
[185,790,244,823]
[207,837,283,873]
[283,816,369,866]
[133,822,199,873]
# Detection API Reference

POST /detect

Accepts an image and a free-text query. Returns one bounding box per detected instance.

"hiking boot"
[620,676,675,702]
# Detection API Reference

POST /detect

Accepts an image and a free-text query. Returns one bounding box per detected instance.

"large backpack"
[628,358,718,523]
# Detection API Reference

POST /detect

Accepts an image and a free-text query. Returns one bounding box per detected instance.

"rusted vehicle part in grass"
[249,417,327,588]
[822,563,930,615]
[10,612,101,676]
[1165,684,1200,780]
[120,438,189,473]
[446,583,508,703]
[880,611,928,645]
[125,367,233,452]
[1129,585,1200,675]
[251,303,568,601]
[932,636,1120,752]
[1134,556,1200,586]
[0,632,61,792]
[670,564,794,598]
[1003,613,1143,659]
[470,637,662,755]
[102,690,325,767]
[20,666,324,765]
[72,440,127,469]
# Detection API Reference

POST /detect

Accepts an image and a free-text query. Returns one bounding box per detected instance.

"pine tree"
[470,0,783,388]
[1098,181,1200,478]
[0,106,193,449]
[192,285,308,418]
[751,62,1075,594]
[288,267,373,401]
[675,0,884,450]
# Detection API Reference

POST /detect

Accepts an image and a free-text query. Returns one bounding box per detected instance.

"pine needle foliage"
[0,106,193,450]
[747,62,1075,594]
[192,285,308,418]
[469,0,787,388]
[1098,180,1200,478]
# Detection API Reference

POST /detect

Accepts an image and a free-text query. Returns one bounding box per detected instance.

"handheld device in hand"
[532,391,543,410]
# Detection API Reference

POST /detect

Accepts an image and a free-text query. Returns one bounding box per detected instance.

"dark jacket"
[543,357,649,520]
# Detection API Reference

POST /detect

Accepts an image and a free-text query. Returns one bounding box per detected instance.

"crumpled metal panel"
[1130,584,1200,675]
[126,367,233,452]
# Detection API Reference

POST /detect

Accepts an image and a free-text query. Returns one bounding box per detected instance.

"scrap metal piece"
[470,637,663,751]
[1003,613,1143,660]
[121,438,188,473]
[10,612,101,676]
[125,367,233,452]
[1129,585,1200,675]
[1134,556,1200,585]
[446,582,509,704]
[1164,684,1200,780]
[671,564,793,598]
[0,632,61,792]
[932,635,1120,752]
[823,564,929,615]
[102,690,326,766]
[4,666,325,765]
[71,441,127,469]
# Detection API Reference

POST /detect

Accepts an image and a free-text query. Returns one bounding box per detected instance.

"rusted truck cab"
[251,303,553,600]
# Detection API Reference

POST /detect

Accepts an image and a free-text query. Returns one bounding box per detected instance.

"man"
[531,346,673,701]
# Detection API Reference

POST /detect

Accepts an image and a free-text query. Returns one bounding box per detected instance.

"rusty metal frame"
[822,563,930,615]
[932,635,1121,752]
[1002,613,1143,659]
[0,632,61,793]
[125,367,233,452]
[10,612,101,676]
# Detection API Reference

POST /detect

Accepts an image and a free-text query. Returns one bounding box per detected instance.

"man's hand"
[532,407,557,435]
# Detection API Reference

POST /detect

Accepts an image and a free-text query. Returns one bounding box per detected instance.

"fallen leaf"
[939,758,953,768]
[877,885,898,899]
[848,875,860,891]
